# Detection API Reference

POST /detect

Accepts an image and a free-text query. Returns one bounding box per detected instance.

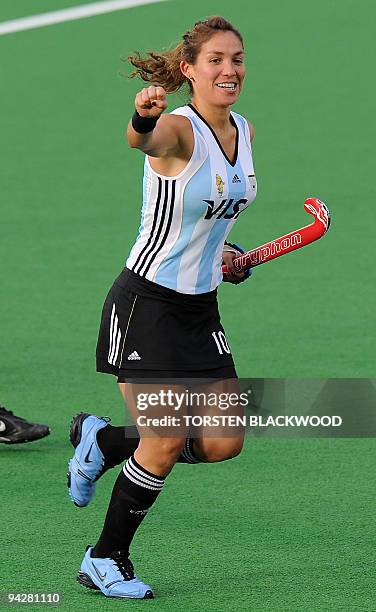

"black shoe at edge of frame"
[0,406,51,444]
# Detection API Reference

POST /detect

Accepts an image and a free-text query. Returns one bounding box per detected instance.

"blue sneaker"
[67,412,110,507]
[77,546,154,599]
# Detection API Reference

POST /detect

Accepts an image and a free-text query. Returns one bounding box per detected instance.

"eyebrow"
[206,50,244,55]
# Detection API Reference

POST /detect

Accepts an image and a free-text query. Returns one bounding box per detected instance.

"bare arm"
[127,85,187,158]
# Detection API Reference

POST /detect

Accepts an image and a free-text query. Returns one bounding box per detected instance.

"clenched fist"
[135,86,168,118]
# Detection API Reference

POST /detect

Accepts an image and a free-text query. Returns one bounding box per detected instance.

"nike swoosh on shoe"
[84,442,94,463]
[92,562,107,582]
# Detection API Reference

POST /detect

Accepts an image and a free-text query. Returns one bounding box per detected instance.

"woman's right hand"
[135,86,168,118]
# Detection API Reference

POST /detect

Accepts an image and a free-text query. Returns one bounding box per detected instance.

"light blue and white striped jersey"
[126,104,257,294]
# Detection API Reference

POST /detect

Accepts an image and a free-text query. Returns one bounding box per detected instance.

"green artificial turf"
[1,1,375,610]
[2,436,375,611]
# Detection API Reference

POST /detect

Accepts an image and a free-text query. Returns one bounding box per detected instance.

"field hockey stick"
[222,197,331,273]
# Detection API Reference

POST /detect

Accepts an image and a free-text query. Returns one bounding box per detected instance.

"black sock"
[97,426,203,466]
[97,425,139,466]
[92,455,164,559]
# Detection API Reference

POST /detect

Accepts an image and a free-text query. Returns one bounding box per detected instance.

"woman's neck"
[190,98,231,132]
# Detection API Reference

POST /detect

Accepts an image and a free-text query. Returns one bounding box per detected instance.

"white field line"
[0,0,166,36]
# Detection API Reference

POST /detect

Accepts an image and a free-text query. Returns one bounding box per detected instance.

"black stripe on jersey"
[134,179,169,275]
[136,179,176,277]
[132,177,163,273]
[143,180,176,276]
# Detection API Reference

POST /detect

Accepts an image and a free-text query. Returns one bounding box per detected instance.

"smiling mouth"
[216,82,238,92]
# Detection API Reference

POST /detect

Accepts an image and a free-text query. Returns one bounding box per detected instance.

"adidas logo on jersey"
[232,174,241,183]
[127,351,141,360]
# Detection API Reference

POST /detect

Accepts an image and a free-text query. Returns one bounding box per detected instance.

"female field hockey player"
[68,16,257,599]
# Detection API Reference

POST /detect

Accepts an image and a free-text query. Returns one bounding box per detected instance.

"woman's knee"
[196,437,244,463]
[136,437,186,472]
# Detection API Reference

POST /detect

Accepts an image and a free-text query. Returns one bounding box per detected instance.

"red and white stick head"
[304,197,331,233]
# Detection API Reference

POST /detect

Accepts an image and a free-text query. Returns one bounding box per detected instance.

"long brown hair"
[127,16,243,93]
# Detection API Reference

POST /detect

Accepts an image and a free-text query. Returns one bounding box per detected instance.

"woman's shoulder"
[146,107,197,173]
[160,107,200,153]
[157,106,193,136]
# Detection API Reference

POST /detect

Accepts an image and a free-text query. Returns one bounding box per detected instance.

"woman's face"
[183,31,245,107]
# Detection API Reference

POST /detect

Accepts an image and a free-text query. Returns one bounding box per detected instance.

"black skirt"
[96,268,237,382]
